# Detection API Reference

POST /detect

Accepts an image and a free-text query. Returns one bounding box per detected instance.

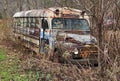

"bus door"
[40,19,50,53]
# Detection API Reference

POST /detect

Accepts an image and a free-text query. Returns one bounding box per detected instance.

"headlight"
[73,48,79,54]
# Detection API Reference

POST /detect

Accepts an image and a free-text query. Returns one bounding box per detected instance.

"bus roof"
[13,7,88,18]
[13,9,45,17]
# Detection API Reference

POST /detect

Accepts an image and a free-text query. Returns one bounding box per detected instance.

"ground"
[0,38,95,81]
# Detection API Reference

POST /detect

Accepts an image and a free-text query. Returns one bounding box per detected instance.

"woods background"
[0,0,120,81]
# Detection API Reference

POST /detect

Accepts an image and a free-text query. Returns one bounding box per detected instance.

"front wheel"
[51,48,68,63]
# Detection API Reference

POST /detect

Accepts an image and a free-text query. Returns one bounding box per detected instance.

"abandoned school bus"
[13,7,98,64]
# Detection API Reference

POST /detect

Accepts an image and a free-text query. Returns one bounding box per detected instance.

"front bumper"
[72,45,98,59]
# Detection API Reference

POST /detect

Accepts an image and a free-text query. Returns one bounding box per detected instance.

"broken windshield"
[52,18,90,31]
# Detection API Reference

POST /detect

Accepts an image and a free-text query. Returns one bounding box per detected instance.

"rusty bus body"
[13,7,98,64]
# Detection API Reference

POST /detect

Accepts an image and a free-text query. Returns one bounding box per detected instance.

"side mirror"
[42,19,48,30]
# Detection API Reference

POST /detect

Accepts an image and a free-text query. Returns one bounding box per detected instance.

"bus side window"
[21,18,24,26]
[37,18,41,28]
[17,18,21,26]
[25,18,29,27]
[13,18,16,32]
[30,18,35,27]
[35,18,39,28]
[23,18,27,27]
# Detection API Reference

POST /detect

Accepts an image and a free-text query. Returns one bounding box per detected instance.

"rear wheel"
[40,39,49,54]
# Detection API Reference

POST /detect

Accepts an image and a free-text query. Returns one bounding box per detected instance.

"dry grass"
[0,19,120,81]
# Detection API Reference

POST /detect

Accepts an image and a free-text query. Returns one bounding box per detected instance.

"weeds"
[0,49,6,60]
[0,19,120,81]
[0,49,20,81]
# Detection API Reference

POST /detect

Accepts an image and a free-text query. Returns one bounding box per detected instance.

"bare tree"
[30,0,38,9]
[1,0,8,18]
[16,0,23,11]
[73,0,120,79]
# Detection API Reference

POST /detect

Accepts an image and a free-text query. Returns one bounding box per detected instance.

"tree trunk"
[3,0,8,18]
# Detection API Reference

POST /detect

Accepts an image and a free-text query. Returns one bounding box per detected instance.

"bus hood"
[58,32,97,44]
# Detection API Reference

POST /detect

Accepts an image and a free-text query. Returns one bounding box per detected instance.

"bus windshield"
[52,18,89,31]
